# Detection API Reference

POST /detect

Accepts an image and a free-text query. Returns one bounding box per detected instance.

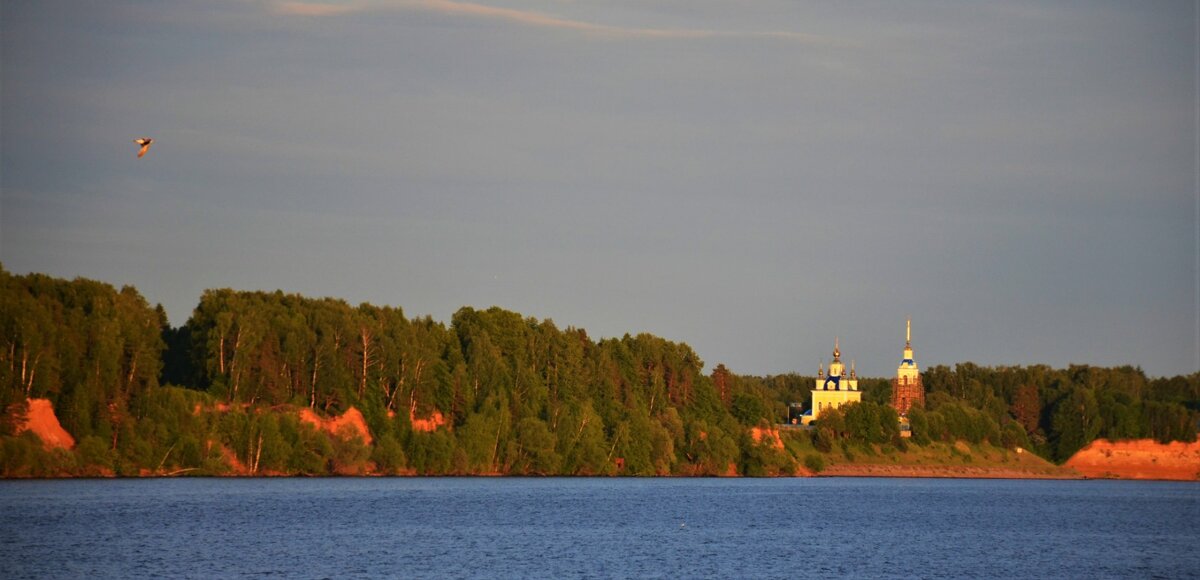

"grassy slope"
[782,431,1077,479]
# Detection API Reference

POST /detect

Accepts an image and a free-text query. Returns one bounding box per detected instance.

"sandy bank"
[1065,439,1200,481]
[17,398,75,450]
[749,427,784,449]
[298,406,373,445]
[409,407,446,433]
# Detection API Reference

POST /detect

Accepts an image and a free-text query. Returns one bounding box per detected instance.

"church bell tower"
[890,318,924,416]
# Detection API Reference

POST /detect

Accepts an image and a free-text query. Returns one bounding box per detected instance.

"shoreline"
[9,398,1197,482]
[8,470,1197,481]
[817,463,1083,480]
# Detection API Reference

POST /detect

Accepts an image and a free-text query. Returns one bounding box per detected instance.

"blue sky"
[2,1,1196,378]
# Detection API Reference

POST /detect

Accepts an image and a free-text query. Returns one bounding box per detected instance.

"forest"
[1,266,1196,477]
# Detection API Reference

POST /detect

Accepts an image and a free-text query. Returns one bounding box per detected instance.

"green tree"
[514,417,560,474]
[1050,387,1102,461]
[731,392,768,426]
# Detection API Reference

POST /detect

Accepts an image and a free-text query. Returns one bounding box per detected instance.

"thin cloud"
[271,0,835,44]
[274,1,362,17]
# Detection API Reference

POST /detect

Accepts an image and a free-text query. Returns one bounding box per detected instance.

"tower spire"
[892,316,924,415]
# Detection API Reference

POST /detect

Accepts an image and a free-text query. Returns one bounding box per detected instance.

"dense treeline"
[1,266,1196,477]
[918,363,1198,461]
[177,287,794,476]
[0,269,787,476]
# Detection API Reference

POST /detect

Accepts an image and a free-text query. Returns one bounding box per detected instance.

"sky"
[1,1,1196,378]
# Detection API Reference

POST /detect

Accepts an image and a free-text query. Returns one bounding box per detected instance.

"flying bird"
[133,137,154,158]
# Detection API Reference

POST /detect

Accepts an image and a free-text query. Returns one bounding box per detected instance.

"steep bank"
[298,406,373,445]
[16,399,75,450]
[1065,439,1200,481]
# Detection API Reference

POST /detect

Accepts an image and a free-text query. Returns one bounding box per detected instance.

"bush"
[908,408,932,445]
[804,453,825,473]
[407,430,455,475]
[330,426,372,475]
[0,433,76,477]
[287,426,334,475]
[76,435,114,475]
[371,435,407,474]
[813,427,835,453]
[1000,421,1029,450]
[1,433,44,477]
[741,442,795,477]
[843,401,900,444]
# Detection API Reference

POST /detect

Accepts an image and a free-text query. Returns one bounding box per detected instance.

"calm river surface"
[1,477,1197,578]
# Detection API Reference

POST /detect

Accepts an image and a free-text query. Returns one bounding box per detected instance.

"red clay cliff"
[1065,439,1200,481]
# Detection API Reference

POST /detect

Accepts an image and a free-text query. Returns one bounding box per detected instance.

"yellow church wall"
[809,388,862,422]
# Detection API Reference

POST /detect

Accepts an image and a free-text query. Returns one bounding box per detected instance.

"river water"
[1,477,1196,578]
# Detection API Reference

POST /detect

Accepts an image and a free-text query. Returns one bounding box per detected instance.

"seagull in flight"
[133,137,154,158]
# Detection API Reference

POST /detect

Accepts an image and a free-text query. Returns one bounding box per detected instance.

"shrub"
[330,426,372,475]
[76,435,114,474]
[804,453,825,473]
[371,434,407,474]
[813,427,835,453]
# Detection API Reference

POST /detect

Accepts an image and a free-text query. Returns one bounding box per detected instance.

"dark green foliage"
[1050,387,1102,461]
[740,439,796,477]
[1000,421,1030,450]
[843,401,900,445]
[916,397,1002,448]
[75,436,114,475]
[804,453,825,473]
[1,432,75,477]
[1143,401,1196,444]
[559,402,612,475]
[816,406,847,438]
[407,431,455,475]
[159,307,195,388]
[681,419,738,475]
[328,428,372,475]
[908,407,932,446]
[858,378,892,405]
[812,426,836,453]
[456,404,509,473]
[282,420,334,475]
[514,417,560,475]
[371,434,407,474]
[730,393,768,426]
